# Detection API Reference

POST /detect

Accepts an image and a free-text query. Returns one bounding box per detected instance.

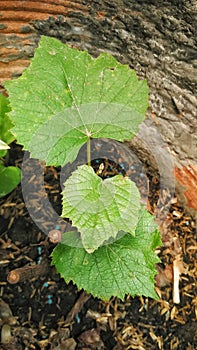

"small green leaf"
[0,150,7,158]
[52,209,161,300]
[0,151,7,158]
[5,36,149,166]
[62,165,141,251]
[0,94,15,145]
[0,164,21,197]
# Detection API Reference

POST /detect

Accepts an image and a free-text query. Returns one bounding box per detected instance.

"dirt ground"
[0,143,196,350]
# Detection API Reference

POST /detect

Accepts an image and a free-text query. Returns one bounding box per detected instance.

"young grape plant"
[5,36,161,300]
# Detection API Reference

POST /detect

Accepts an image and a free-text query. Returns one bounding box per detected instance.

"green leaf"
[0,164,21,197]
[5,36,149,166]
[0,150,7,158]
[0,94,15,145]
[62,165,141,252]
[52,209,161,300]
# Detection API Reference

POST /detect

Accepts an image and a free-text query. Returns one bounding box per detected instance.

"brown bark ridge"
[0,0,196,221]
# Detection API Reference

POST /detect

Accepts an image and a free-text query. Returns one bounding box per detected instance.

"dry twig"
[7,260,49,284]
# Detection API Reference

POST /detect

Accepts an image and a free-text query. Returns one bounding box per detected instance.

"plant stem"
[87,137,91,166]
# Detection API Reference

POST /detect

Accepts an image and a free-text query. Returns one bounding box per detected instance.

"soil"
[0,143,196,350]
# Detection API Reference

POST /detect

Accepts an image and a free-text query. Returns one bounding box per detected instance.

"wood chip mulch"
[0,144,196,349]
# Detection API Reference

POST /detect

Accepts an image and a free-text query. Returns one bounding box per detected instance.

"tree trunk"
[0,0,196,221]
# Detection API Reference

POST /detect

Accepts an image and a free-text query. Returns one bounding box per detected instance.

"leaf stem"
[87,137,91,166]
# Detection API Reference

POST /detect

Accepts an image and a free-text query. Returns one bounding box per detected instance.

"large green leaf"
[62,164,141,252]
[52,209,161,300]
[5,36,149,166]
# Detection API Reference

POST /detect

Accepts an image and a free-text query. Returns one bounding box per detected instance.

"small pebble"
[119,163,125,169]
[37,256,42,264]
[37,246,42,255]
[75,313,80,323]
[47,295,53,305]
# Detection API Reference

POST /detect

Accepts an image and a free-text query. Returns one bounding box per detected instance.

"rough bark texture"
[0,0,196,220]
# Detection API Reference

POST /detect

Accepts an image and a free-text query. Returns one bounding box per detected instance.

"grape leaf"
[62,164,141,252]
[52,209,161,300]
[5,36,149,166]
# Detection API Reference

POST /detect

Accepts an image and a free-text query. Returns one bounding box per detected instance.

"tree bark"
[0,0,196,220]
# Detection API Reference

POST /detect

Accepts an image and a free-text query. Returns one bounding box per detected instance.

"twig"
[65,290,91,324]
[173,256,184,304]
[48,229,62,243]
[7,260,49,284]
